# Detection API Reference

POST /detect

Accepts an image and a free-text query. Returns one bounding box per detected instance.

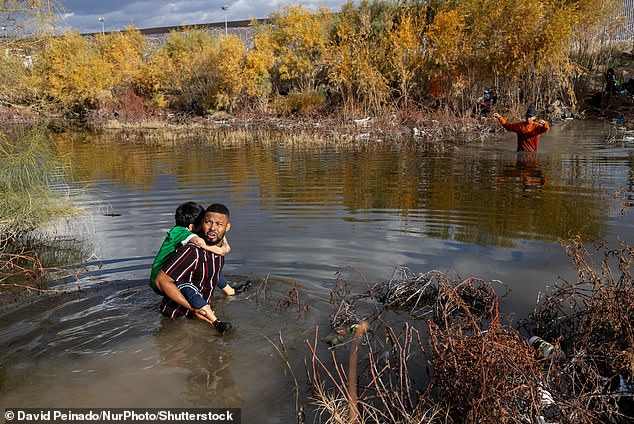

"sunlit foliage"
[155,29,258,112]
[94,27,146,91]
[27,32,113,111]
[207,35,249,111]
[24,28,148,114]
[158,29,216,110]
[324,1,399,114]
[424,7,466,103]
[243,24,276,106]
[0,0,625,118]
[0,50,28,104]
[422,0,622,113]
[256,4,331,94]
[385,2,426,107]
[0,1,62,105]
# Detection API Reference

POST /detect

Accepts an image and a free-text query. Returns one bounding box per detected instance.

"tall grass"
[0,125,80,247]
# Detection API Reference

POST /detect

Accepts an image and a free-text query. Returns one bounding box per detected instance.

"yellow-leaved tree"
[243,20,276,109]
[386,2,426,108]
[423,0,621,114]
[155,29,264,113]
[27,32,114,112]
[324,0,397,115]
[206,35,248,112]
[158,29,216,111]
[424,7,467,106]
[0,0,62,106]
[94,27,147,92]
[256,4,331,93]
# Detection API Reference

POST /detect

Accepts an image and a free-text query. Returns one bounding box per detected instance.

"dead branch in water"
[276,284,309,318]
[306,267,541,423]
[0,251,81,298]
[347,321,369,424]
[255,274,271,305]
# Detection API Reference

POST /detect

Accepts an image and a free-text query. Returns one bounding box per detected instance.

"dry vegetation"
[0,125,80,246]
[0,123,85,301]
[295,237,634,423]
[521,236,634,423]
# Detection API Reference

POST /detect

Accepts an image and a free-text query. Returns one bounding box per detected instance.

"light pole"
[221,5,228,37]
[98,17,105,35]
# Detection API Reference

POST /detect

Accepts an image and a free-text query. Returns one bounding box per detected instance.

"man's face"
[198,211,231,245]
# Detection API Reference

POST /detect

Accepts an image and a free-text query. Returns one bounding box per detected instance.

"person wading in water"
[494,107,549,152]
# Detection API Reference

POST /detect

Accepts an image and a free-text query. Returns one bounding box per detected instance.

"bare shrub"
[271,90,326,117]
[305,267,544,423]
[523,236,634,423]
[426,278,542,423]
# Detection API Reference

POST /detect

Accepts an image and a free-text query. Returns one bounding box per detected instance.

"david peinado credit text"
[4,408,241,423]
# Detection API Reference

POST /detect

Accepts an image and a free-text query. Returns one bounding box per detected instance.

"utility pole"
[222,5,228,37]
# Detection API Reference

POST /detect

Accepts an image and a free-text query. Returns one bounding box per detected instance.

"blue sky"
[59,1,351,33]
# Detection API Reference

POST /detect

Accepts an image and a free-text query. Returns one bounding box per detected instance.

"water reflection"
[497,153,546,189]
[46,124,634,310]
[55,127,626,248]
[154,319,244,408]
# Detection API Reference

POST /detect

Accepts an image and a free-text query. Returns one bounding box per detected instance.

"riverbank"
[3,90,632,147]
[0,104,501,147]
[0,101,566,147]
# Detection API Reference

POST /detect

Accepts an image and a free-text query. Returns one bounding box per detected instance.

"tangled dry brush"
[300,236,634,424]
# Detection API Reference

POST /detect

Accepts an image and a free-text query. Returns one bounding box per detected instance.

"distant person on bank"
[494,108,549,152]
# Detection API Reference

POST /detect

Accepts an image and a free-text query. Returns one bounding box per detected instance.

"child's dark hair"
[175,202,204,227]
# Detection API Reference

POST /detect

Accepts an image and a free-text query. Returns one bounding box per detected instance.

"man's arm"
[534,120,549,133]
[155,270,189,308]
[493,113,521,132]
[155,270,214,324]
[190,235,230,256]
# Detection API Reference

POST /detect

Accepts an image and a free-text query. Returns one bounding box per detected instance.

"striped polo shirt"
[159,243,224,318]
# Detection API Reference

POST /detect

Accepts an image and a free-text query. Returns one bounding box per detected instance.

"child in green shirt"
[149,202,235,307]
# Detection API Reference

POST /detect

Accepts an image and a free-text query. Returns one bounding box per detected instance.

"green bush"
[0,126,79,246]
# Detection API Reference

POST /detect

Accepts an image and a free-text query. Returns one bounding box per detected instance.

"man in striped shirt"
[155,203,234,333]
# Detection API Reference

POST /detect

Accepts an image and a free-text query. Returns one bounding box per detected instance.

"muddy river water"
[1,121,633,422]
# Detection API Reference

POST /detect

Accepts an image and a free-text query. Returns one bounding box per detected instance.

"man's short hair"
[175,202,204,227]
[206,203,230,219]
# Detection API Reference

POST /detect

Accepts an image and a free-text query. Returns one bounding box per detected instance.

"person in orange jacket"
[493,107,549,152]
